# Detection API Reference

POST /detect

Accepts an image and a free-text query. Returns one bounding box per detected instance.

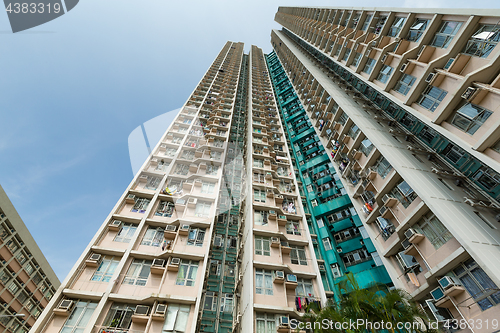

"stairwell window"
[418,86,448,112]
[453,259,500,311]
[176,260,198,286]
[413,212,452,249]
[123,259,152,286]
[131,197,150,213]
[363,58,376,74]
[187,228,205,247]
[431,21,462,48]
[114,223,137,243]
[141,227,164,247]
[60,301,97,333]
[377,65,393,83]
[91,256,120,282]
[162,304,190,332]
[220,294,234,313]
[255,269,273,295]
[463,24,500,58]
[290,246,308,265]
[394,74,416,95]
[450,103,492,135]
[255,236,271,256]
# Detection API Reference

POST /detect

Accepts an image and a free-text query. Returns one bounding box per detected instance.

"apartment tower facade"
[272,6,500,332]
[0,184,60,333]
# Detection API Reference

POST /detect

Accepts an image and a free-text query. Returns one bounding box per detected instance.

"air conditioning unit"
[336,247,343,253]
[404,228,418,239]
[126,194,136,203]
[152,259,165,267]
[438,276,462,289]
[151,158,159,165]
[399,62,408,73]
[444,57,455,70]
[187,197,197,207]
[165,225,177,232]
[425,72,436,83]
[401,238,411,250]
[417,45,426,57]
[170,257,181,266]
[430,286,445,301]
[271,237,280,247]
[275,270,285,279]
[381,54,387,63]
[280,316,290,328]
[109,220,122,231]
[58,300,74,311]
[139,175,148,182]
[179,224,190,235]
[135,305,150,316]
[89,253,101,262]
[461,87,477,101]
[155,304,167,315]
[286,274,297,283]
[318,264,326,270]
[365,48,372,56]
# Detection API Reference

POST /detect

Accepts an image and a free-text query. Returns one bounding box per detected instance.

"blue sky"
[1,0,499,280]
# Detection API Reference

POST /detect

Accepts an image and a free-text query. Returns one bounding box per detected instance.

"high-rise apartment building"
[272,5,500,331]
[0,184,60,333]
[32,6,500,333]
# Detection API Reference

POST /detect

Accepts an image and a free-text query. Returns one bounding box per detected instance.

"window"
[389,180,418,208]
[254,210,268,226]
[203,291,217,311]
[209,260,220,276]
[358,226,369,239]
[156,201,175,217]
[220,293,233,313]
[473,167,500,191]
[352,52,362,66]
[361,15,372,31]
[254,189,266,203]
[373,156,392,178]
[7,280,19,295]
[61,300,97,333]
[347,124,360,138]
[363,58,376,74]
[144,176,160,190]
[342,48,351,61]
[431,21,462,48]
[201,182,215,194]
[290,246,308,265]
[407,19,429,42]
[15,251,28,265]
[285,220,301,235]
[254,172,265,183]
[330,263,342,278]
[141,227,164,247]
[342,248,372,266]
[387,17,405,37]
[176,260,198,286]
[450,103,492,135]
[377,65,393,83]
[131,197,150,213]
[206,165,219,175]
[174,163,189,175]
[123,259,152,286]
[103,303,135,330]
[453,259,500,311]
[253,159,264,168]
[194,201,211,217]
[463,24,500,58]
[333,227,360,243]
[165,148,177,157]
[418,86,447,112]
[255,236,271,256]
[6,239,19,254]
[114,223,137,243]
[492,140,500,154]
[256,313,276,333]
[394,74,416,95]
[322,238,332,251]
[338,111,349,125]
[187,228,205,247]
[359,138,374,156]
[296,278,314,296]
[414,212,452,249]
[255,269,273,295]
[162,304,190,332]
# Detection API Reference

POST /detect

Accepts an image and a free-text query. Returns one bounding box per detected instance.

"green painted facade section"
[266,51,392,301]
